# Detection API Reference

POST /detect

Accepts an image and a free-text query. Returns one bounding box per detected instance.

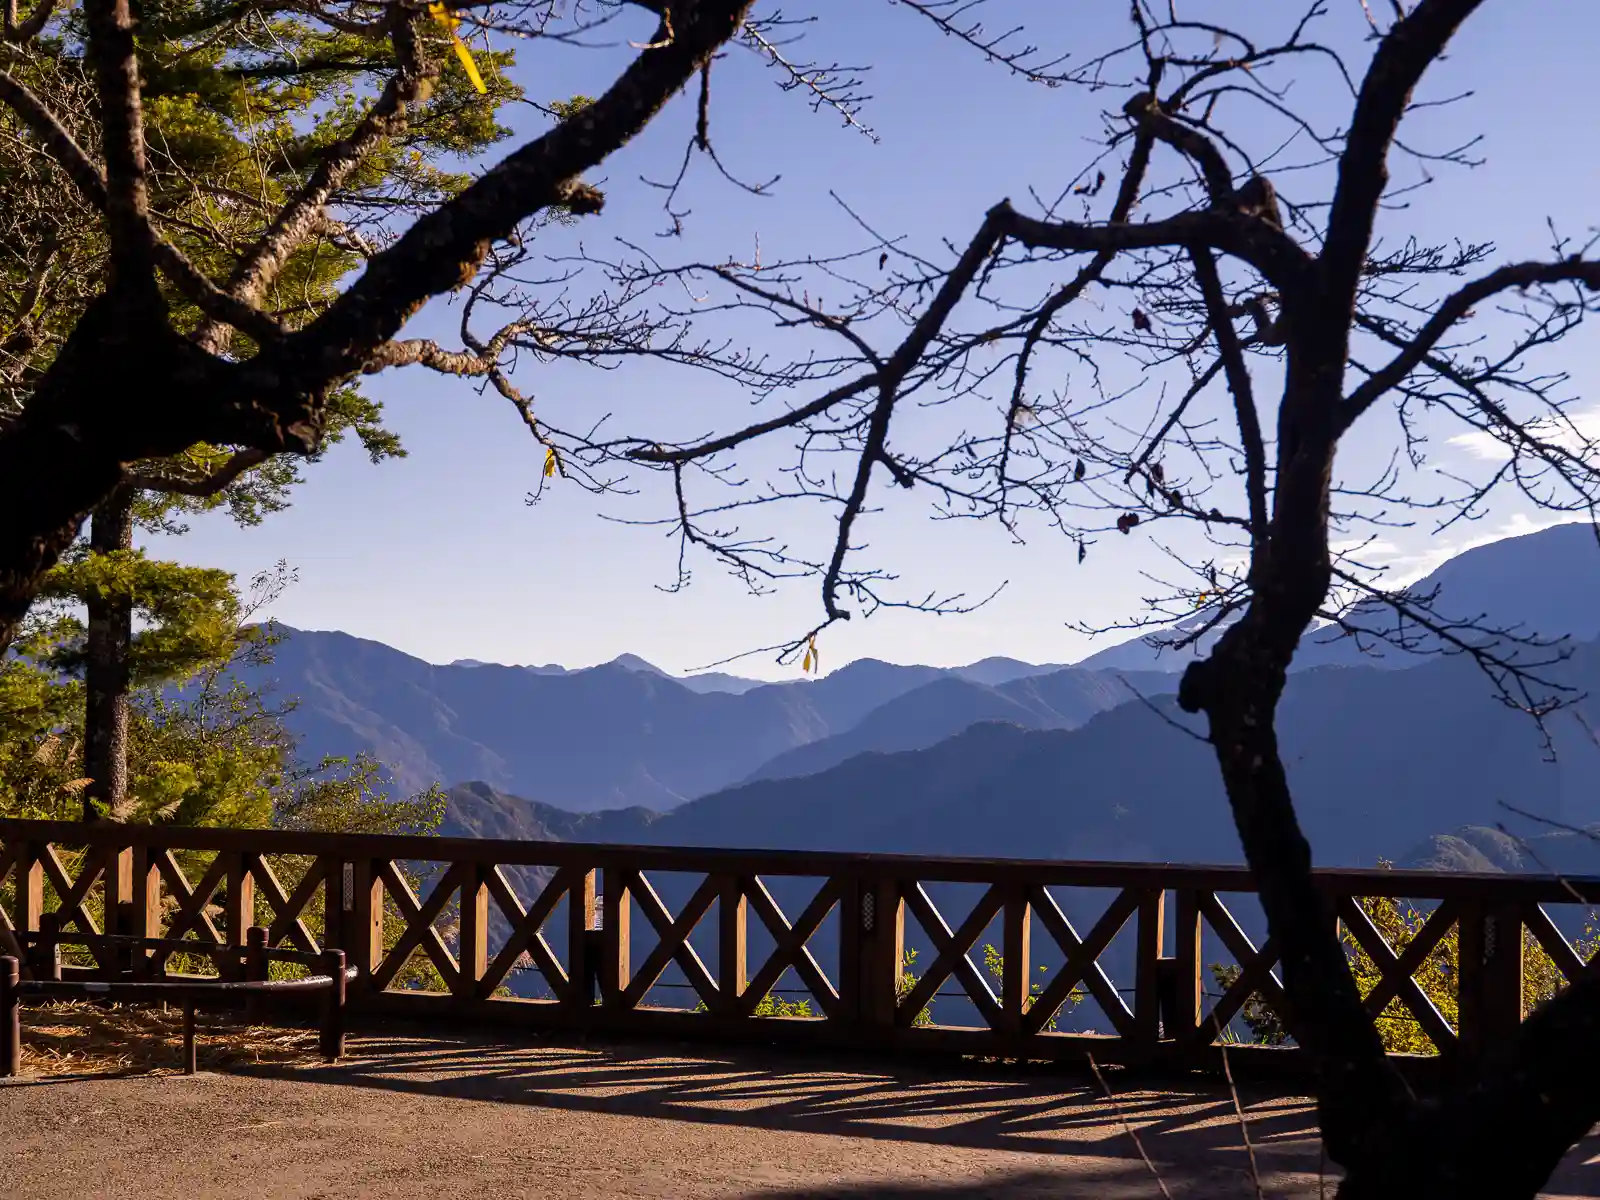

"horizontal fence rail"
[2,817,1597,1075]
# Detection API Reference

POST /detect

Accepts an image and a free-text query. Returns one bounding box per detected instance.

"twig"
[1220,1043,1265,1199]
[1114,672,1212,745]
[1494,799,1596,909]
[1086,1052,1173,1199]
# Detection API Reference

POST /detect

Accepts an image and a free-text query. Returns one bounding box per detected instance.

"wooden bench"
[1,925,351,1077]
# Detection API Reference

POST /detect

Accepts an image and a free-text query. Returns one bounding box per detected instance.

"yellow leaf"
[801,649,812,673]
[804,634,819,674]
[427,3,488,94]
[543,447,560,479]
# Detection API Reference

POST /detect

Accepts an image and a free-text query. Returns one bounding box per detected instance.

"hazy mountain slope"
[998,667,1173,723]
[741,679,1050,785]
[442,781,661,843]
[1072,613,1226,674]
[743,659,947,730]
[1399,823,1600,876]
[249,630,835,812]
[1076,521,1600,674]
[743,668,1176,785]
[255,523,1600,821]
[447,641,1600,868]
[949,657,1073,686]
[637,644,1600,867]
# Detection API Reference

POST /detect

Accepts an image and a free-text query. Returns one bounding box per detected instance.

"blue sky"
[146,1,1600,679]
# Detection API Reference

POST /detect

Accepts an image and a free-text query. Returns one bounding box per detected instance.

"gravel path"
[5,1033,1598,1198]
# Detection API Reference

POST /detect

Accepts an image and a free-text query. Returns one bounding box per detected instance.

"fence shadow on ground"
[226,1030,1600,1197]
[739,1172,1210,1199]
[235,1029,1333,1187]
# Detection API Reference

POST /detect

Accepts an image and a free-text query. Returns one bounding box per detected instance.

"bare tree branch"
[1344,257,1600,422]
[193,2,438,353]
[1191,244,1268,540]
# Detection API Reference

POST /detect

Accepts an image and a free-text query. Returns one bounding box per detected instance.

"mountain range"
[445,637,1600,870]
[247,628,1167,812]
[252,521,1600,872]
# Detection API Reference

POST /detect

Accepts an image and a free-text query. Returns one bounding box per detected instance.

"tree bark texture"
[81,483,133,821]
[0,0,756,657]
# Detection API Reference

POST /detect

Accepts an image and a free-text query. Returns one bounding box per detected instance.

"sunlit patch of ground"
[14,1000,322,1077]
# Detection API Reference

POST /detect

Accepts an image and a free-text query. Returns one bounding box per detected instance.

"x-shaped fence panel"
[4,818,1599,1075]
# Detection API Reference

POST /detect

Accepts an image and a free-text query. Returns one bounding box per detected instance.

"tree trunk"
[81,484,134,822]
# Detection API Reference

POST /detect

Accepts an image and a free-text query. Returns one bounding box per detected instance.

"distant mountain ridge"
[1079,522,1600,673]
[245,633,1143,813]
[1400,823,1600,875]
[249,521,1600,836]
[742,667,1174,785]
[445,652,764,694]
[447,635,1600,870]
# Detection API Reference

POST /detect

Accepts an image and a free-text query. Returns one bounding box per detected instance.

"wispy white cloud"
[1330,536,1402,562]
[1445,405,1600,462]
[1388,512,1583,586]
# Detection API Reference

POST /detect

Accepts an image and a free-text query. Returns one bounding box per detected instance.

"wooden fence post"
[1134,889,1167,1045]
[1,955,19,1078]
[319,856,348,957]
[223,854,256,980]
[320,948,347,1062]
[182,1000,197,1075]
[129,845,161,978]
[1168,888,1203,1042]
[1001,886,1031,1036]
[601,867,631,1007]
[244,926,269,1024]
[719,875,747,1016]
[856,879,904,1028]
[1459,903,1523,1063]
[34,912,61,982]
[105,846,134,976]
[568,869,597,1009]
[15,845,43,978]
[455,864,487,1003]
[349,858,384,998]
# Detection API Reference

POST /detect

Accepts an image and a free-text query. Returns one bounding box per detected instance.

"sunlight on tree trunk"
[81,485,132,822]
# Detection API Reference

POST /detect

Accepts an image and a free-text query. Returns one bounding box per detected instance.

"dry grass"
[13,1000,324,1078]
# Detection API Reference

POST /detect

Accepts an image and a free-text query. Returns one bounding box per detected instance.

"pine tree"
[2,0,527,818]
[2,563,444,833]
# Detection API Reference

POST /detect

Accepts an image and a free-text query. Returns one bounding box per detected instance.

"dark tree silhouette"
[0,0,789,651]
[558,3,1600,1195]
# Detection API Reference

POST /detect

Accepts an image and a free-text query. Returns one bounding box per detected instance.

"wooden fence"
[2,817,1596,1074]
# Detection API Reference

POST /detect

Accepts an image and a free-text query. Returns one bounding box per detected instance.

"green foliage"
[0,616,80,752]
[3,606,449,987]
[139,385,409,538]
[749,991,816,1018]
[1340,891,1600,1056]
[263,756,448,992]
[275,753,447,838]
[3,0,528,508]
[0,566,443,836]
[897,948,934,1027]
[547,95,596,121]
[694,990,817,1018]
[1338,892,1460,1056]
[980,942,1081,1034]
[35,547,239,686]
[1209,870,1600,1054]
[1208,962,1291,1047]
[4,0,524,345]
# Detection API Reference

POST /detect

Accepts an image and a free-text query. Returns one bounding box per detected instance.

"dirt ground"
[4,1030,1600,1198]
